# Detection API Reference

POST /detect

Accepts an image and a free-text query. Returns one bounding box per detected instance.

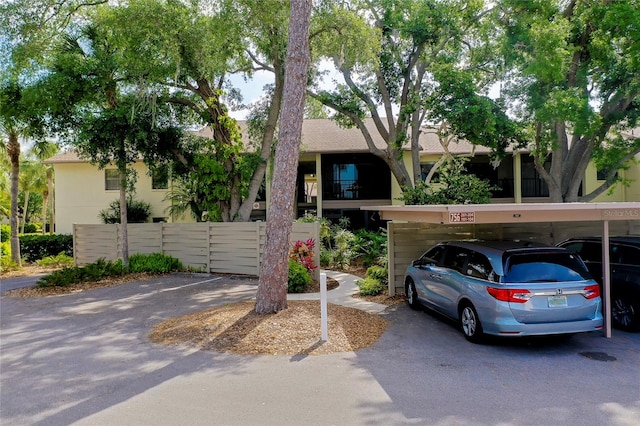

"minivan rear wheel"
[460,302,484,343]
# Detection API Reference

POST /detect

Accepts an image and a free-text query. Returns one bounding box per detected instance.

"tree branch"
[307,90,385,157]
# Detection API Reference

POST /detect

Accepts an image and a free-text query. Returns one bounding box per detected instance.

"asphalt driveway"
[1,272,639,425]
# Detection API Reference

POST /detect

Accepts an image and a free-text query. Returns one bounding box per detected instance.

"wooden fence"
[388,220,640,295]
[73,222,320,279]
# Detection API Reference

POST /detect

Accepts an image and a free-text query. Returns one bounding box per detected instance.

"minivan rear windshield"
[504,252,592,283]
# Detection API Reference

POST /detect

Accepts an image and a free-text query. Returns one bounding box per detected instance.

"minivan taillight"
[487,287,531,303]
[583,284,600,300]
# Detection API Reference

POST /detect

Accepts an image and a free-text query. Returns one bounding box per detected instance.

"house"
[46,119,640,234]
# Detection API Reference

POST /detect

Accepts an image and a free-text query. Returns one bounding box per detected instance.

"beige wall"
[623,154,640,201]
[54,161,187,235]
[584,162,624,202]
[583,154,640,202]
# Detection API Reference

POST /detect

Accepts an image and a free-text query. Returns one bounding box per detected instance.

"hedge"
[19,234,74,263]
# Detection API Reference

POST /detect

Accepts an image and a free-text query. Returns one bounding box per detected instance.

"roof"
[44,150,89,164]
[46,118,494,163]
[43,120,640,164]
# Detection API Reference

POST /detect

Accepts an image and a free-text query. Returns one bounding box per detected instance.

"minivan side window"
[466,252,496,281]
[423,245,446,265]
[443,247,471,273]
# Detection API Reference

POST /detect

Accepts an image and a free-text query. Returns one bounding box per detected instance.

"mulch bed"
[149,300,388,356]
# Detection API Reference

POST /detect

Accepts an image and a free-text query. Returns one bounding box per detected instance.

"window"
[321,154,391,200]
[420,162,438,182]
[466,252,496,281]
[423,245,446,265]
[105,169,120,191]
[152,168,169,190]
[596,168,618,181]
[505,253,592,283]
[443,247,471,273]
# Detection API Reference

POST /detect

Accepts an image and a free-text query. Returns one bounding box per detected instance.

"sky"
[227,59,344,120]
[227,70,274,120]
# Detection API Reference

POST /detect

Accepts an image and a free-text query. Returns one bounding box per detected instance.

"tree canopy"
[497,0,640,202]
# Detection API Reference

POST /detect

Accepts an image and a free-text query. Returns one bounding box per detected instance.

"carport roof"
[362,202,640,225]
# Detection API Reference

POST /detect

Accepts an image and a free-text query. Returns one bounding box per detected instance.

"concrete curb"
[287,269,389,314]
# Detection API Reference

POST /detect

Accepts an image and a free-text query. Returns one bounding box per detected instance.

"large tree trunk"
[41,189,48,235]
[8,131,21,266]
[20,190,30,234]
[255,0,312,314]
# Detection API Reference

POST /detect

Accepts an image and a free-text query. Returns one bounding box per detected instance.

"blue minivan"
[405,240,604,342]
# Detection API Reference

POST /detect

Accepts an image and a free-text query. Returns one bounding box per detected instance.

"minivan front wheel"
[405,278,420,310]
[460,302,484,343]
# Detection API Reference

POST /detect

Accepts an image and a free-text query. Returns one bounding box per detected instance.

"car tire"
[405,278,420,310]
[460,302,484,343]
[611,292,639,332]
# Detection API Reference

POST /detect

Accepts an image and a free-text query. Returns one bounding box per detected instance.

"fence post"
[73,224,78,266]
[256,222,262,276]
[313,222,320,280]
[388,221,395,297]
[207,222,212,273]
[115,224,120,259]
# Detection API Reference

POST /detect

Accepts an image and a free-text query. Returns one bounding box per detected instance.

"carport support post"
[602,221,612,338]
[320,272,328,341]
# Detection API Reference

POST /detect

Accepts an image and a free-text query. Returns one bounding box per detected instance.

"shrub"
[353,228,387,267]
[35,253,184,288]
[1,255,20,274]
[329,229,356,269]
[288,259,312,293]
[20,234,73,263]
[99,197,152,224]
[36,252,74,268]
[22,223,40,234]
[399,157,499,205]
[1,224,10,241]
[129,253,183,274]
[290,238,317,273]
[366,265,388,285]
[356,277,385,296]
[36,258,127,288]
[319,247,333,267]
[37,267,80,287]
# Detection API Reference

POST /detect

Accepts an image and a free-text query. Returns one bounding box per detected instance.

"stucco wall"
[584,162,625,202]
[54,161,181,234]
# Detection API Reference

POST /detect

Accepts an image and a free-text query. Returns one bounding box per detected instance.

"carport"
[362,202,640,337]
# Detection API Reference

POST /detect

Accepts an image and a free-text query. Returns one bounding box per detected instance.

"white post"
[603,221,612,338]
[320,272,328,341]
